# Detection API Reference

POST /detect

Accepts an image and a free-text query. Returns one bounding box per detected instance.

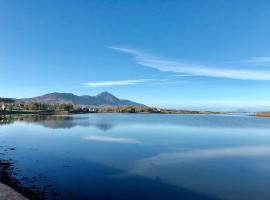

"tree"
[24,102,39,110]
[55,104,74,112]
[0,98,15,103]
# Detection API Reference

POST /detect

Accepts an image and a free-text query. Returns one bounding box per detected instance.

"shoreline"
[255,112,270,117]
[0,110,224,116]
[0,183,28,200]
[0,156,42,200]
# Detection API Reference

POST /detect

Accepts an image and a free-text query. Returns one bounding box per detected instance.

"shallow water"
[1,114,270,200]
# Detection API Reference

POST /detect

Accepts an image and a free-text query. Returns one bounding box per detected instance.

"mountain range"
[18,92,143,107]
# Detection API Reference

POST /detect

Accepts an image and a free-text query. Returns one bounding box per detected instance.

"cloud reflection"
[84,135,141,144]
[135,146,270,171]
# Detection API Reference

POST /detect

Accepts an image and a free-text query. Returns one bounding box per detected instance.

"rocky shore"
[0,183,28,200]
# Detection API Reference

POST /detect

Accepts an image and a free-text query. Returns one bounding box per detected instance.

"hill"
[19,92,143,107]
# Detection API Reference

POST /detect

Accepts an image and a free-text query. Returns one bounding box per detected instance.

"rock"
[0,182,28,200]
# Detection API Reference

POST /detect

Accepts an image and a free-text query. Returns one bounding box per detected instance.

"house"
[89,107,98,113]
[81,107,89,112]
[1,104,6,111]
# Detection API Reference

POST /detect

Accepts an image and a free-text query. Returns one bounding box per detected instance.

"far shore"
[255,112,270,117]
[2,106,269,118]
[0,110,224,117]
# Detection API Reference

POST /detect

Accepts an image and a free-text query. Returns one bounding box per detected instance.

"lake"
[1,114,270,200]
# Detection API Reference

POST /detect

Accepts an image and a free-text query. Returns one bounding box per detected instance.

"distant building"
[89,107,98,113]
[1,104,6,111]
[81,107,88,112]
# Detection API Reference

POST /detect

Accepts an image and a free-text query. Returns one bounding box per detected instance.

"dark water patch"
[0,156,44,199]
[0,147,80,199]
[0,146,219,200]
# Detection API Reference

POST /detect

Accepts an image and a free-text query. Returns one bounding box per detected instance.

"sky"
[1,0,270,111]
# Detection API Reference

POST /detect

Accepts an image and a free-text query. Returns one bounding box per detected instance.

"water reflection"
[0,146,219,200]
[1,114,270,200]
[0,115,116,131]
[2,114,270,130]
[84,135,142,144]
[134,146,270,172]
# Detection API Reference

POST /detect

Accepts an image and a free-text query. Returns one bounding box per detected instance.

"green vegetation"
[0,98,220,115]
[0,100,74,115]
[99,106,149,113]
[23,102,74,112]
[0,98,15,103]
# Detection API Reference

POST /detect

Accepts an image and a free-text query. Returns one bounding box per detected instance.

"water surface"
[1,114,270,200]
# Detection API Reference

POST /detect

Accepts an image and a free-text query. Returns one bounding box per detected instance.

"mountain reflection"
[0,115,116,131]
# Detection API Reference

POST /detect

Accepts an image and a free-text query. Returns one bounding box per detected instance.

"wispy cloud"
[84,79,153,87]
[110,46,270,81]
[245,56,270,65]
[84,135,141,144]
[172,74,195,77]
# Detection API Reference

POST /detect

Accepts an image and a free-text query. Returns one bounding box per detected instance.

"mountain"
[19,92,144,107]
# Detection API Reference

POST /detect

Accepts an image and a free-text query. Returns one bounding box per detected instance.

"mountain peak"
[97,91,115,97]
[96,91,119,102]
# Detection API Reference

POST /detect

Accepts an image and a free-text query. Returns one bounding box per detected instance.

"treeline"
[22,103,152,113]
[0,101,158,113]
[98,105,154,113]
[1,101,210,114]
[0,101,74,113]
[0,98,15,103]
[23,102,74,112]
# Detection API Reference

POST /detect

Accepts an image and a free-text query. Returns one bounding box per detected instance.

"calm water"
[1,114,270,200]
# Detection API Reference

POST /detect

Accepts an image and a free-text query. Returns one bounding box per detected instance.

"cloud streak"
[245,56,270,65]
[110,46,270,81]
[84,79,153,87]
[84,135,141,144]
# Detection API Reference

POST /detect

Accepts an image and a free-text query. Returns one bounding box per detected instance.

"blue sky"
[1,0,270,111]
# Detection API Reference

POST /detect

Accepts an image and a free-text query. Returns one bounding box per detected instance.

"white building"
[89,107,98,112]
[1,104,6,111]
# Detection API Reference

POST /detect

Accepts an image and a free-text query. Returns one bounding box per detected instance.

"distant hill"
[18,92,144,107]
